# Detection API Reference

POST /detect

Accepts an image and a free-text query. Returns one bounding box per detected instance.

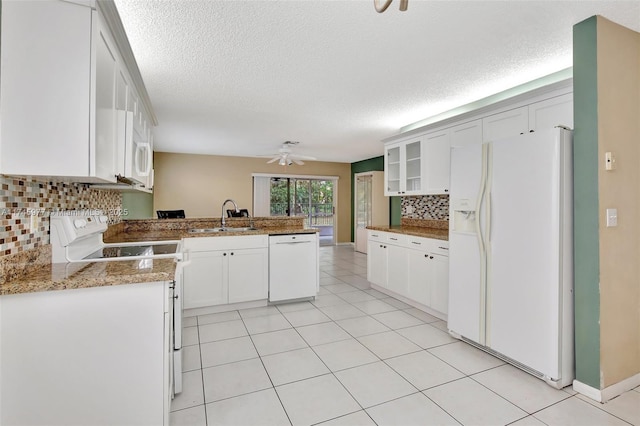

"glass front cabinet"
[384,139,423,196]
[383,130,450,196]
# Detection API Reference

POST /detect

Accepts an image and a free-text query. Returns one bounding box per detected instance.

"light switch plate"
[605,152,616,170]
[606,208,618,227]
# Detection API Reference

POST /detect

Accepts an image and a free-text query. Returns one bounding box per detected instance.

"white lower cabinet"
[182,236,268,309]
[368,230,449,318]
[183,250,227,308]
[229,248,270,303]
[367,234,388,287]
[429,253,449,314]
[0,281,172,426]
[386,241,409,298]
[407,249,431,305]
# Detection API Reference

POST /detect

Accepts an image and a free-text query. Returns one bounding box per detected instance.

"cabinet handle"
[223,253,227,256]
[444,189,449,192]
[390,238,398,241]
[529,129,535,133]
[383,245,387,248]
[438,246,448,250]
[230,252,234,255]
[411,241,421,245]
[174,294,179,300]
[424,254,428,258]
[430,256,434,259]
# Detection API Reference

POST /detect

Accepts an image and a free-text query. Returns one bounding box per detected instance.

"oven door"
[172,259,188,395]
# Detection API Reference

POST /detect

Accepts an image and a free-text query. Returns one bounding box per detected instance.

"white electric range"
[50,211,185,396]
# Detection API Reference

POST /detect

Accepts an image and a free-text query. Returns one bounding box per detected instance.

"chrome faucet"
[221,199,239,228]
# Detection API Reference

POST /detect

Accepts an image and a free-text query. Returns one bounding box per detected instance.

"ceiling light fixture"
[374,0,408,13]
[264,141,316,166]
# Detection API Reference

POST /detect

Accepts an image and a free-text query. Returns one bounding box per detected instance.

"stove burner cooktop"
[86,244,179,260]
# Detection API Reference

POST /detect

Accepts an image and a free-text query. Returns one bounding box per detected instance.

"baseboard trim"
[573,373,640,402]
[184,299,267,317]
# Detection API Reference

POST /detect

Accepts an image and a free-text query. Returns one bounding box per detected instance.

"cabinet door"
[384,144,402,196]
[182,251,227,309]
[423,130,450,194]
[386,244,408,297]
[228,248,268,303]
[407,249,430,306]
[367,240,387,287]
[93,12,118,182]
[450,120,482,148]
[482,106,528,142]
[430,254,449,315]
[528,93,573,132]
[0,0,92,177]
[403,140,423,195]
[115,69,129,178]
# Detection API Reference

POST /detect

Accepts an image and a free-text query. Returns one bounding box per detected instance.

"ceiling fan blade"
[266,157,280,164]
[290,154,316,161]
[292,159,305,165]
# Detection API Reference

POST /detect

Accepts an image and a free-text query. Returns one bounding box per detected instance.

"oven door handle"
[172,260,189,351]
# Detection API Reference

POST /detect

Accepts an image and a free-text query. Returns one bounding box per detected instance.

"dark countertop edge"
[366,225,449,241]
[105,227,319,243]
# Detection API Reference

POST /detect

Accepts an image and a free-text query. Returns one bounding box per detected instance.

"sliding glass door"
[269,177,335,245]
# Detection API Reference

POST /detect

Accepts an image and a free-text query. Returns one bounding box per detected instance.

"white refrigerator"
[448,127,574,389]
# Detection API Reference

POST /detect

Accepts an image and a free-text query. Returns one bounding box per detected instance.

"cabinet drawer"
[431,241,449,256]
[184,235,268,252]
[385,233,407,245]
[368,230,387,242]
[406,235,437,251]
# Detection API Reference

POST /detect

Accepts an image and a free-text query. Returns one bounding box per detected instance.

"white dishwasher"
[269,233,319,302]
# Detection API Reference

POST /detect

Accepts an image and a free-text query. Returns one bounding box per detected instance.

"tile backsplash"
[0,175,122,256]
[401,195,449,220]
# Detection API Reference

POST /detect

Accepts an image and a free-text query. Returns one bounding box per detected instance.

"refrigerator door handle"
[476,143,490,345]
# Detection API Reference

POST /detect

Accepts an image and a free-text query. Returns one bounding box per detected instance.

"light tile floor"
[171,245,640,426]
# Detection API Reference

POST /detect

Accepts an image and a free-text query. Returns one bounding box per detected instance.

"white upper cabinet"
[450,119,482,148]
[384,131,450,196]
[422,130,450,194]
[0,0,155,185]
[94,18,119,182]
[528,93,574,132]
[483,93,573,142]
[482,106,529,142]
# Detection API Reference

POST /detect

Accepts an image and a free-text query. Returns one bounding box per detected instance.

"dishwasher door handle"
[275,240,312,245]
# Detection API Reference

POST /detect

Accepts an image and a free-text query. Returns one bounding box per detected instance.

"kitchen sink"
[187,227,258,233]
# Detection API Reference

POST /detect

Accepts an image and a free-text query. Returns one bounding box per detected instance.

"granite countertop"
[0,257,176,296]
[1,216,318,296]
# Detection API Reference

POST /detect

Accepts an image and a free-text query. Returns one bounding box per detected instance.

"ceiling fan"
[264,141,316,166]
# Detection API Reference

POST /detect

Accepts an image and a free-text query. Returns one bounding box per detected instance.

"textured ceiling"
[114,0,640,163]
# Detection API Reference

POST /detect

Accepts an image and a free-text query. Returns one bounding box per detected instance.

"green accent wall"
[122,192,154,220]
[573,16,601,389]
